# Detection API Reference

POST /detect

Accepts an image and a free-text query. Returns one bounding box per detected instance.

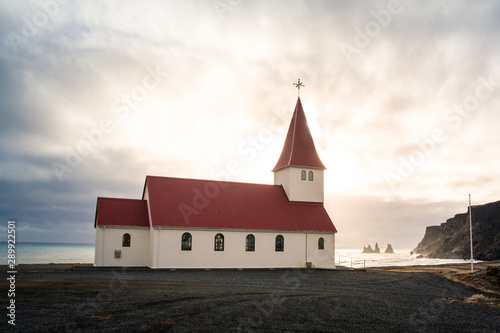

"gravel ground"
[1,264,499,332]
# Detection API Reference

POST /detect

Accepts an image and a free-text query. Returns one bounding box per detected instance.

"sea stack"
[385,244,394,253]
[363,245,374,253]
[374,242,380,253]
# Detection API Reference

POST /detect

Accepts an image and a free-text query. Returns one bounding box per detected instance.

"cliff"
[413,200,500,260]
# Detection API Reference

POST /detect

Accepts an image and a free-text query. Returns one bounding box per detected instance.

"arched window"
[181,232,192,251]
[122,233,130,247]
[301,170,306,180]
[275,235,284,252]
[318,237,324,250]
[308,171,314,181]
[246,234,255,252]
[214,233,224,251]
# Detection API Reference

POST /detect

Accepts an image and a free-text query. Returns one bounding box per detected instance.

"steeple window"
[301,170,306,180]
[308,171,314,181]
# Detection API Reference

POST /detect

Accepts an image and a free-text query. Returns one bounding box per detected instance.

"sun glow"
[323,150,362,194]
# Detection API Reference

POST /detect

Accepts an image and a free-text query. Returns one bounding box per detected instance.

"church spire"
[272,97,326,172]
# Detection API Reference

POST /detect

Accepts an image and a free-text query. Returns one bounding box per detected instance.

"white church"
[94,95,337,268]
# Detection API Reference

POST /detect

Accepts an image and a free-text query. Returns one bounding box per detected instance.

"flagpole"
[469,194,474,273]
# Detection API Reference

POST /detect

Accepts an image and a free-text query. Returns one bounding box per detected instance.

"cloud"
[326,193,468,250]
[0,0,499,247]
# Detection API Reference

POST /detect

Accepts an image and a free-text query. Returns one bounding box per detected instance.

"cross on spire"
[293,79,304,96]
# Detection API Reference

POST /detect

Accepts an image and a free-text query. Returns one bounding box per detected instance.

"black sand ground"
[2,264,500,332]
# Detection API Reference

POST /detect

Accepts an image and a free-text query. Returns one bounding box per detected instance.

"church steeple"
[273,97,326,203]
[272,97,326,172]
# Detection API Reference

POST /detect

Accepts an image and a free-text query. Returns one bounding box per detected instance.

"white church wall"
[142,184,154,229]
[94,227,150,266]
[154,229,314,269]
[306,233,336,268]
[95,227,104,266]
[143,185,158,268]
[274,167,324,203]
[274,167,291,198]
[149,227,159,268]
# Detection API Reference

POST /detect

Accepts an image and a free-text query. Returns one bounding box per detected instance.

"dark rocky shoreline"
[1,263,499,332]
[414,200,500,260]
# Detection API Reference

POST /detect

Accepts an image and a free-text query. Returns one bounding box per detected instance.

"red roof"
[95,197,149,228]
[272,97,326,171]
[142,176,336,232]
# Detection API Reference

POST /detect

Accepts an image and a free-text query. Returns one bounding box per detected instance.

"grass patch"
[89,314,114,321]
[485,266,500,287]
[465,294,491,303]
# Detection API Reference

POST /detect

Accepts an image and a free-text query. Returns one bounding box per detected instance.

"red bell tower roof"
[272,97,326,172]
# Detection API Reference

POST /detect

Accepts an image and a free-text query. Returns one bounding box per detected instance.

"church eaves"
[272,97,326,172]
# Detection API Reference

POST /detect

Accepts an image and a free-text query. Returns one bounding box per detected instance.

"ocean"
[1,243,474,267]
[1,242,95,265]
[336,248,474,268]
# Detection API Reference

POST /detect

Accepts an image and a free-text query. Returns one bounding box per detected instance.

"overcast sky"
[1,0,499,250]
